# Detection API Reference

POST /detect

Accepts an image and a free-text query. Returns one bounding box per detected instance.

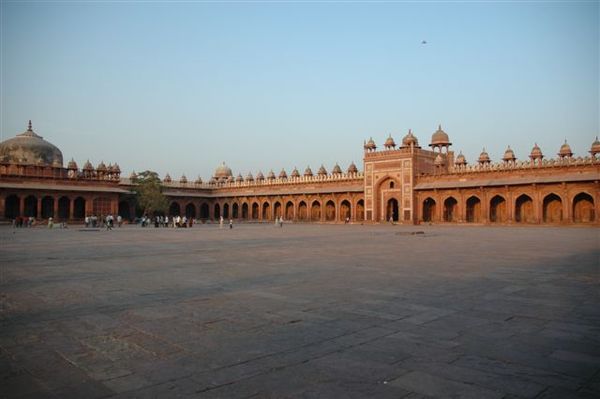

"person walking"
[219,216,224,229]
[229,219,233,229]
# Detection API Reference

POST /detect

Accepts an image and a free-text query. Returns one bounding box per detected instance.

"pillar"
[53,196,59,219]
[37,197,42,218]
[69,198,75,219]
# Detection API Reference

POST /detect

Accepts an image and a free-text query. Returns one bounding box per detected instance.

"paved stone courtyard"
[1,223,599,398]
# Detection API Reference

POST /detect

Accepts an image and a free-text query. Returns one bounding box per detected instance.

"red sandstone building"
[1,121,598,225]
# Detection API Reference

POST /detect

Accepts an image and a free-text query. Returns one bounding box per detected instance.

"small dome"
[163,173,172,183]
[256,171,265,181]
[67,158,78,169]
[267,170,276,180]
[214,162,233,180]
[83,160,94,170]
[279,168,287,179]
[209,177,217,184]
[384,134,396,149]
[227,175,235,183]
[304,166,313,177]
[530,143,543,160]
[195,176,203,184]
[291,167,300,178]
[503,146,516,161]
[590,137,600,154]
[478,148,491,163]
[97,161,107,172]
[558,140,573,157]
[434,153,445,166]
[401,129,419,148]
[347,162,358,174]
[107,163,114,173]
[455,151,467,165]
[332,163,342,174]
[180,174,187,183]
[246,172,254,181]
[364,137,376,150]
[129,171,137,180]
[236,173,244,182]
[430,124,451,147]
[112,163,121,173]
[0,120,63,166]
[317,165,327,175]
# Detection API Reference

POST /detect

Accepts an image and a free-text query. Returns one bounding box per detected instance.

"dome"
[209,177,217,185]
[112,163,121,173]
[67,158,78,169]
[246,172,254,181]
[0,121,63,167]
[332,163,342,174]
[227,175,234,183]
[195,176,203,184]
[434,154,445,166]
[317,165,327,176]
[180,174,187,183]
[279,169,287,179]
[291,167,300,178]
[267,170,276,180]
[256,171,265,181]
[347,162,358,174]
[384,134,396,149]
[502,146,516,162]
[590,137,600,155]
[430,124,451,147]
[163,173,172,183]
[478,148,491,164]
[129,171,137,180]
[401,129,419,148]
[97,161,107,172]
[214,162,233,180]
[304,166,313,177]
[530,143,543,160]
[455,151,467,165]
[364,137,376,151]
[558,140,573,158]
[236,173,244,182]
[83,160,93,171]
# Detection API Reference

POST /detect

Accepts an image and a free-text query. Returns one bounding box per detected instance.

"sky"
[1,1,598,179]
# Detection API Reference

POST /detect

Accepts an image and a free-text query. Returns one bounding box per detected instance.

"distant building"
[1,121,598,224]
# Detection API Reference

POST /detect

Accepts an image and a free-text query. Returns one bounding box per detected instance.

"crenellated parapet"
[0,160,121,182]
[447,155,599,175]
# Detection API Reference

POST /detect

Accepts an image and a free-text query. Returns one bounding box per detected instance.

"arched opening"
[200,203,209,219]
[262,202,270,220]
[422,198,436,222]
[389,181,395,189]
[242,203,249,219]
[443,197,458,222]
[311,201,321,221]
[232,203,239,219]
[118,200,130,220]
[214,203,221,219]
[356,199,364,221]
[298,201,308,221]
[41,196,54,219]
[339,200,351,222]
[573,193,594,223]
[5,195,19,219]
[251,202,259,219]
[170,202,181,216]
[57,197,69,220]
[274,202,282,218]
[185,203,196,219]
[543,194,562,223]
[466,196,481,223]
[285,201,294,220]
[515,194,534,223]
[73,197,86,219]
[325,200,336,221]
[387,198,399,222]
[490,195,507,223]
[24,195,37,217]
[223,203,230,219]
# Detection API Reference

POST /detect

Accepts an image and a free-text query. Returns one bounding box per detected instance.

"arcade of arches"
[2,192,118,220]
[417,188,598,224]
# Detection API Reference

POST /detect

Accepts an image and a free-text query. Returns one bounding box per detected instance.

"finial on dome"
[438,124,442,130]
[28,120,32,131]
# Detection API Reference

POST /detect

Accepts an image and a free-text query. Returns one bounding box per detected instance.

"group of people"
[84,214,123,229]
[140,215,193,228]
[11,216,36,228]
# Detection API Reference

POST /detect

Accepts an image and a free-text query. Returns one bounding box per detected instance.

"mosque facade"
[0,121,598,225]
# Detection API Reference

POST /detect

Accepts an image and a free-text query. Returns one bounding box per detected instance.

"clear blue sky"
[1,1,598,179]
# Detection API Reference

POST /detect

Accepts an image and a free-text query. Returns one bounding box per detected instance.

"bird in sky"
[421,40,427,45]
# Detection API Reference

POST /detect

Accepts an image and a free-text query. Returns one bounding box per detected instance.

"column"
[69,198,75,219]
[37,197,42,218]
[53,196,59,218]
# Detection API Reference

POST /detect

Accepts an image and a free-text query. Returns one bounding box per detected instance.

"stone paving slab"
[0,224,599,398]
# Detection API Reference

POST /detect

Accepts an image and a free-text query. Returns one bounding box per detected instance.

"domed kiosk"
[0,121,63,166]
